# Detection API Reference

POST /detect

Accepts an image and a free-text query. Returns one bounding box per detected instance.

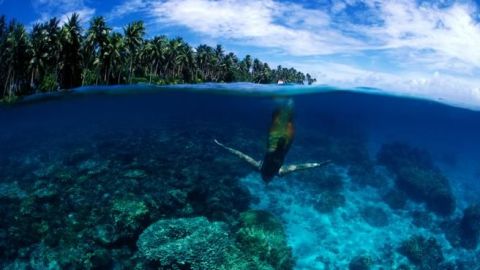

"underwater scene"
[1,83,479,270]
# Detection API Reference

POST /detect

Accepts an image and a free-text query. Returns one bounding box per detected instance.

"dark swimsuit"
[260,104,294,182]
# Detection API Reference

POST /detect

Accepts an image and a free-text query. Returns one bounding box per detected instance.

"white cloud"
[149,0,364,55]
[287,60,480,110]
[146,0,480,71]
[365,1,480,73]
[107,0,149,21]
[58,8,96,24]
[32,0,95,24]
[141,0,480,109]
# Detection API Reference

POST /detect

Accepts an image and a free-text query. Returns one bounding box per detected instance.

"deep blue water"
[1,84,479,269]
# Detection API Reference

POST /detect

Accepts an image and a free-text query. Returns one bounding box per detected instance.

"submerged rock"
[399,235,444,270]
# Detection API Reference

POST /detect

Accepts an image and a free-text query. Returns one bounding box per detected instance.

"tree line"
[0,14,316,102]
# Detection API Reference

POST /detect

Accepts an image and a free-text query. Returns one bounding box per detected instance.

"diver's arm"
[278,160,331,176]
[214,139,262,170]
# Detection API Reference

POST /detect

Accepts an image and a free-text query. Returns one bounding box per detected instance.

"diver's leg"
[214,139,262,170]
[278,160,331,176]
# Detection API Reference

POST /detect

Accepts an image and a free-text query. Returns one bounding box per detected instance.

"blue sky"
[1,0,480,107]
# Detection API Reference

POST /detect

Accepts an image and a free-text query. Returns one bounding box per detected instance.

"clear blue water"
[1,83,479,269]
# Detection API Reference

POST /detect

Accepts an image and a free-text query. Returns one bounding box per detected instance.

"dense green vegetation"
[0,14,316,102]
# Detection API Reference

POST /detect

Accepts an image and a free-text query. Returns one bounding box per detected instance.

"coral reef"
[137,216,231,269]
[378,143,456,216]
[236,210,294,270]
[0,127,253,269]
[136,212,294,270]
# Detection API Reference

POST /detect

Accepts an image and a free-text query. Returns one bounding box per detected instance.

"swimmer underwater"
[214,99,331,183]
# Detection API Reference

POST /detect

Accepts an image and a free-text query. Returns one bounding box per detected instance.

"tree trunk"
[4,68,13,97]
[129,55,134,83]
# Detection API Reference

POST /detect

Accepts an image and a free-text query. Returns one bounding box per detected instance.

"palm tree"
[28,23,46,89]
[0,13,315,100]
[223,52,239,82]
[239,55,252,81]
[59,13,83,89]
[252,58,263,83]
[214,44,225,81]
[166,37,181,80]
[123,21,145,83]
[139,40,154,82]
[140,36,168,83]
[44,18,61,87]
[3,21,30,99]
[106,32,125,84]
[179,42,195,82]
[195,44,213,81]
[85,16,110,85]
[151,36,169,79]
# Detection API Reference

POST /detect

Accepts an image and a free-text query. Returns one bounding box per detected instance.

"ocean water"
[0,83,479,269]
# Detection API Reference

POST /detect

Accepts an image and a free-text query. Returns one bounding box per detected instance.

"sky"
[1,0,480,107]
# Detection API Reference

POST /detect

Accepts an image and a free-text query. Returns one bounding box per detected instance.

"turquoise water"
[1,83,479,269]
